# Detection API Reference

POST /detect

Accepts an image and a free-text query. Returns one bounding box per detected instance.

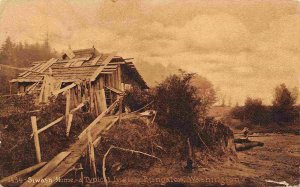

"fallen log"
[235,141,264,151]
[234,138,251,144]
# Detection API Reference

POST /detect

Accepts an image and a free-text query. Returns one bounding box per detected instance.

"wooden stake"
[66,114,73,137]
[94,93,99,116]
[118,97,123,125]
[9,83,12,96]
[89,81,94,114]
[31,116,41,163]
[117,65,122,90]
[185,138,193,172]
[65,89,71,129]
[87,129,97,177]
[99,89,107,112]
[39,77,46,103]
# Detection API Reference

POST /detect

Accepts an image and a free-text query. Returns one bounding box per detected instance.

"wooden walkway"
[21,115,118,187]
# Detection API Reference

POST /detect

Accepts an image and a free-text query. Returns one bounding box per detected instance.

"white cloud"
[0,0,299,104]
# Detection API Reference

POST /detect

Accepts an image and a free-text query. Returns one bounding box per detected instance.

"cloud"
[178,14,251,53]
[0,0,299,104]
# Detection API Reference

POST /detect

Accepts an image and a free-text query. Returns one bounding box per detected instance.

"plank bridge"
[21,115,118,187]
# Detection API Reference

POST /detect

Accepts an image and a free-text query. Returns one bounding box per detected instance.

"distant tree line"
[231,84,299,125]
[0,37,57,94]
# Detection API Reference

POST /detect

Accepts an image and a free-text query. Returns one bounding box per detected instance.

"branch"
[131,100,154,113]
[102,145,162,187]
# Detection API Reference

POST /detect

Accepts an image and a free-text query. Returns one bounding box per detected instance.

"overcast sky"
[0,0,299,104]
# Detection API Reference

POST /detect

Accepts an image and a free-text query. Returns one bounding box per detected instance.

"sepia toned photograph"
[0,0,299,186]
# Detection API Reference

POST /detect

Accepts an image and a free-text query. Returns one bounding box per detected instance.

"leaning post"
[31,116,41,163]
[118,97,123,125]
[87,129,97,177]
[65,89,71,130]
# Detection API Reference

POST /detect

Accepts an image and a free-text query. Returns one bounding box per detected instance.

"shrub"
[123,86,152,111]
[231,97,271,125]
[154,72,200,137]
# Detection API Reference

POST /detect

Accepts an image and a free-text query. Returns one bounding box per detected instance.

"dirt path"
[199,133,300,186]
[234,133,299,186]
[116,133,299,186]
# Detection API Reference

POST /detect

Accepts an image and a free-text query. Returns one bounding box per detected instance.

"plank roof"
[10,48,148,89]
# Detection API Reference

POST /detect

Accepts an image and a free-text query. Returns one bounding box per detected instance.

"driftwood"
[102,146,162,187]
[234,138,264,151]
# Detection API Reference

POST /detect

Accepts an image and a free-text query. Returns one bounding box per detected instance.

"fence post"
[65,89,71,130]
[87,129,97,177]
[118,97,123,125]
[31,116,41,163]
[66,114,73,137]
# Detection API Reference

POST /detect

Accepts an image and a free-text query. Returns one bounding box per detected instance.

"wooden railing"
[30,102,85,163]
[30,87,123,165]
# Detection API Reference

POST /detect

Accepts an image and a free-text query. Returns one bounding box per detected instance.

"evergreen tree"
[272,84,298,123]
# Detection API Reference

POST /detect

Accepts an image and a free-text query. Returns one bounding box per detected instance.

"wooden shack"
[10,47,148,115]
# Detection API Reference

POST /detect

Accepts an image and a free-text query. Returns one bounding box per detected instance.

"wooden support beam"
[0,162,47,186]
[96,90,107,113]
[78,97,121,139]
[105,86,123,95]
[87,129,97,178]
[26,82,39,94]
[89,81,94,114]
[30,116,64,137]
[94,93,99,116]
[52,83,76,96]
[91,52,117,81]
[66,114,73,137]
[70,103,85,113]
[100,72,113,74]
[108,62,125,65]
[117,65,122,90]
[31,116,41,163]
[103,65,117,69]
[93,137,102,147]
[99,76,104,89]
[91,56,101,65]
[65,89,71,130]
[38,77,46,103]
[118,97,123,125]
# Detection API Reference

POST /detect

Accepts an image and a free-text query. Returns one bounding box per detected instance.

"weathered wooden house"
[10,47,148,115]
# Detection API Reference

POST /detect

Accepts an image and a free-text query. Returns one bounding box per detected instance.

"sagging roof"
[10,47,148,89]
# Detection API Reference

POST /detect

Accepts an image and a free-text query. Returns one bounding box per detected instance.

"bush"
[231,97,271,125]
[123,86,152,112]
[153,72,202,140]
